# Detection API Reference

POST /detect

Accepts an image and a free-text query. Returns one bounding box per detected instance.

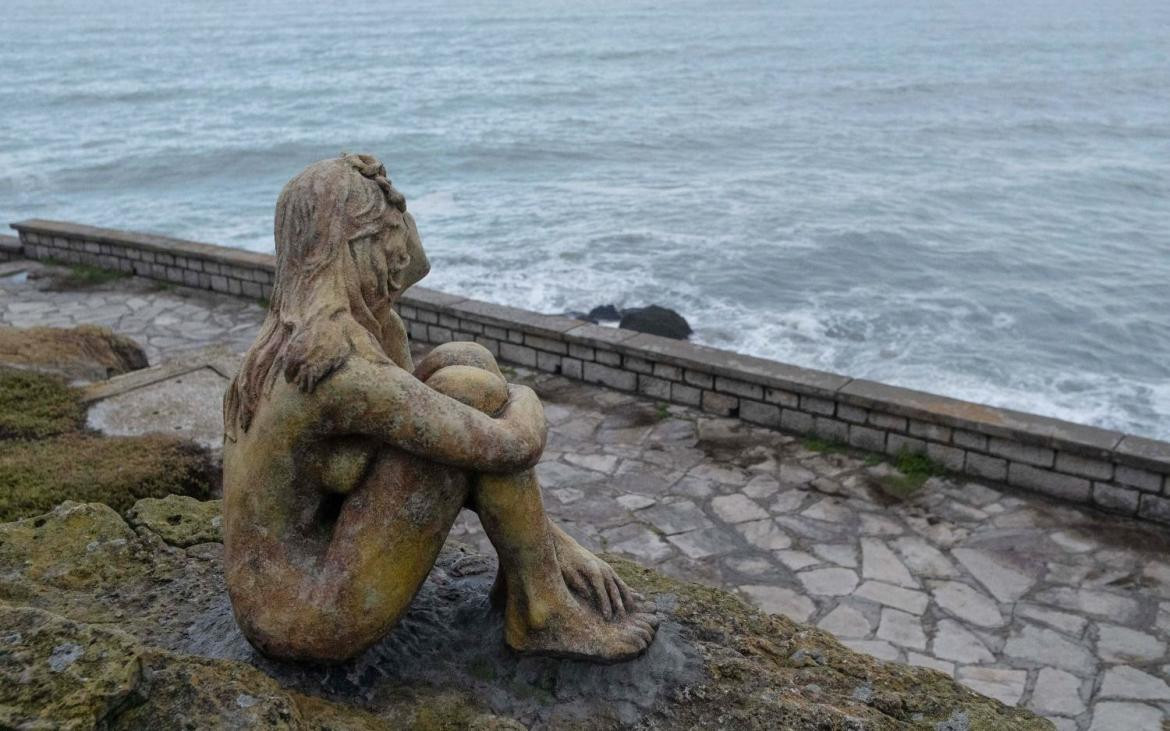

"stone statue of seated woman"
[222,154,658,664]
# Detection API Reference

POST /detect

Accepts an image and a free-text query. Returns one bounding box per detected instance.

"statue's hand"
[497,384,547,468]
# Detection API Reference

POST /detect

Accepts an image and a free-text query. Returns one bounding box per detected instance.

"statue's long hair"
[224,154,409,438]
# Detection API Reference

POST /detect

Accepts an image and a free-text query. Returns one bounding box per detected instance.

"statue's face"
[397,211,429,291]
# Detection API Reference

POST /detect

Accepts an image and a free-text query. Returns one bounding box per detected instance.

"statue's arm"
[319,357,546,473]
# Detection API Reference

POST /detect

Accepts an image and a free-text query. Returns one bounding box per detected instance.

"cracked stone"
[1029,668,1086,717]
[564,452,619,474]
[711,494,768,524]
[854,581,928,615]
[733,519,792,551]
[1003,624,1096,675]
[957,666,1027,706]
[1099,666,1170,701]
[933,620,995,664]
[861,538,917,588]
[768,490,806,515]
[776,550,820,571]
[1015,603,1088,636]
[891,536,959,578]
[742,475,781,500]
[1033,587,1140,623]
[817,604,873,639]
[952,548,1036,603]
[639,499,712,535]
[859,513,903,537]
[801,499,853,523]
[930,581,1004,628]
[798,567,859,596]
[667,526,737,559]
[876,608,926,650]
[1089,702,1165,731]
[615,494,656,511]
[778,463,816,485]
[1098,625,1166,664]
[740,585,815,623]
[600,523,674,563]
[811,544,857,568]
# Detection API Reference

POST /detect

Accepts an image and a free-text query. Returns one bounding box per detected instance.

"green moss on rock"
[0,433,214,521]
[0,366,85,439]
[127,495,223,547]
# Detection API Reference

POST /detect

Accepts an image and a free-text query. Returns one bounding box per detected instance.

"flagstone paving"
[4,260,1170,730]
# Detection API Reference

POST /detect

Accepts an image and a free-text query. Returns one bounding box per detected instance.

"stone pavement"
[4,260,1170,730]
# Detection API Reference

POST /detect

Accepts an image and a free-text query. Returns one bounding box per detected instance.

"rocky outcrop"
[619,306,692,340]
[0,324,148,382]
[0,500,1050,729]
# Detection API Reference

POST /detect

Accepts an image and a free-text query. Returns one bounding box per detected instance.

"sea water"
[2,0,1168,438]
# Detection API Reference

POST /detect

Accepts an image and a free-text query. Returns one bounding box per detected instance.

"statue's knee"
[415,341,501,382]
[426,364,509,416]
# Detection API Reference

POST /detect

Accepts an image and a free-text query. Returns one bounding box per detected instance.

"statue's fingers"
[563,566,589,598]
[614,574,637,610]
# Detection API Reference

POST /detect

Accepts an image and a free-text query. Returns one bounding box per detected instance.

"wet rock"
[0,498,1051,729]
[587,304,622,322]
[619,305,693,340]
[0,324,148,382]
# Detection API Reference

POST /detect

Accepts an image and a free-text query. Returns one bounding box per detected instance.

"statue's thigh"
[328,448,469,626]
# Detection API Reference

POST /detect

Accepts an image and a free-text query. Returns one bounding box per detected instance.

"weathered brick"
[739,399,780,428]
[561,357,583,380]
[715,376,763,400]
[837,403,868,424]
[438,313,460,329]
[417,309,438,324]
[596,349,621,366]
[625,356,652,374]
[183,269,200,287]
[671,382,701,407]
[1008,463,1090,503]
[473,336,499,356]
[1139,494,1170,525]
[427,325,453,343]
[1092,483,1139,515]
[684,370,714,389]
[227,278,242,295]
[868,412,907,432]
[568,343,595,361]
[1054,453,1113,481]
[483,325,507,340]
[800,395,835,416]
[887,434,926,457]
[458,319,483,334]
[398,304,417,320]
[849,425,886,452]
[209,274,228,292]
[653,363,682,381]
[506,330,524,344]
[966,453,1007,481]
[926,442,965,472]
[637,375,671,400]
[525,334,568,355]
[765,387,799,408]
[909,419,952,444]
[583,362,636,391]
[1115,465,1163,493]
[953,430,988,451]
[780,409,814,434]
[988,438,1054,468]
[701,390,738,417]
[408,321,429,341]
[499,342,537,367]
[814,417,849,443]
[536,351,562,372]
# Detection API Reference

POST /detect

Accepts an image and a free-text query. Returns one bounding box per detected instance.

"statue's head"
[273,154,429,307]
[225,154,427,435]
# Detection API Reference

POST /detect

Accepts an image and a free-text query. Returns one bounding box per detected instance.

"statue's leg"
[413,342,659,661]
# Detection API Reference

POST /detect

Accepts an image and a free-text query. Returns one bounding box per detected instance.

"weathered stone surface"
[0,324,148,382]
[127,494,223,547]
[0,499,1049,729]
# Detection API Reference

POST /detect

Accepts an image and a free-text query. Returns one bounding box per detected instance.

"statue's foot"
[550,523,642,619]
[503,523,659,663]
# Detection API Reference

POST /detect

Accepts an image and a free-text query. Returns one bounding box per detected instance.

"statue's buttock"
[222,155,658,665]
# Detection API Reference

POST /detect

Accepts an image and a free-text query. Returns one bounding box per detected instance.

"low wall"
[11,219,1170,525]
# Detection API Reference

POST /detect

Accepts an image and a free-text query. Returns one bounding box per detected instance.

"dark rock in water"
[619,305,693,340]
[587,304,622,323]
[0,500,1050,730]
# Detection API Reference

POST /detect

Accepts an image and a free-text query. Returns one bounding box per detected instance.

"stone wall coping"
[10,217,1170,482]
[838,379,1124,459]
[11,219,276,271]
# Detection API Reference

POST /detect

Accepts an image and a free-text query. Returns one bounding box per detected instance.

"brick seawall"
[10,219,1170,525]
